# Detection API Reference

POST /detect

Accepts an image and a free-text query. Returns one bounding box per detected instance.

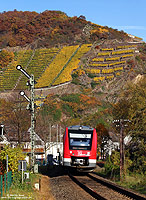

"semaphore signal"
[16,65,36,172]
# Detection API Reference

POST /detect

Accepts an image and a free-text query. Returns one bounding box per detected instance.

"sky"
[0,0,146,41]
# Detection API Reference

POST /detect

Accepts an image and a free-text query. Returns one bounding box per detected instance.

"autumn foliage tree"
[96,123,109,160]
[0,145,25,173]
[0,95,30,144]
[112,76,146,173]
[0,50,14,69]
[0,10,129,48]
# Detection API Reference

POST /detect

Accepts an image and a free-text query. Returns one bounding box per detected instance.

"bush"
[11,171,39,192]
[104,151,120,179]
[61,94,80,103]
[71,73,78,78]
[0,146,25,173]
[91,81,98,89]
[88,73,98,78]
[71,77,80,85]
[53,109,61,121]
[62,104,73,116]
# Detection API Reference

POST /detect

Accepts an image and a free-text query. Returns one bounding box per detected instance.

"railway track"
[68,172,146,200]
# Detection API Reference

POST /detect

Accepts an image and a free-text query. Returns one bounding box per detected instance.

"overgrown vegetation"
[98,76,146,194]
[0,9,145,197]
[0,10,129,49]
[0,50,14,69]
[0,146,25,173]
[3,172,40,199]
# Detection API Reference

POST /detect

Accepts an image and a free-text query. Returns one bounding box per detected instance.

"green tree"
[112,76,146,173]
[105,151,120,178]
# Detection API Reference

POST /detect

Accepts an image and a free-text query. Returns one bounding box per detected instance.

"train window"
[68,130,93,150]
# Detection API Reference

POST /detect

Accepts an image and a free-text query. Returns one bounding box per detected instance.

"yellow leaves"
[74,69,85,76]
[114,66,123,71]
[53,44,91,85]
[134,36,143,41]
[86,69,100,74]
[117,45,137,49]
[0,145,25,172]
[0,50,14,69]
[98,52,110,56]
[106,75,114,80]
[90,27,108,35]
[102,68,114,74]
[90,29,99,35]
[112,49,134,55]
[92,58,104,62]
[89,63,108,67]
[94,76,105,82]
[101,48,113,51]
[122,54,134,58]
[72,68,85,79]
[105,57,120,61]
[36,45,79,87]
[115,72,121,76]
[108,61,126,66]
[98,27,109,33]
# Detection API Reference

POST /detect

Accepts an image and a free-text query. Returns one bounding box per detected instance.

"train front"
[63,125,97,171]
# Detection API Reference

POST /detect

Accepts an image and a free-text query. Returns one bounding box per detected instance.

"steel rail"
[88,173,146,200]
[68,173,107,200]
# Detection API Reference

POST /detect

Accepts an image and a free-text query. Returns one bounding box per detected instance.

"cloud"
[112,26,146,31]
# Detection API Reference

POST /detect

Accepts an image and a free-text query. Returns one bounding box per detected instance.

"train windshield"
[68,130,93,150]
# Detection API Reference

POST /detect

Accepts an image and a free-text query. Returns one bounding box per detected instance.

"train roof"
[67,125,94,131]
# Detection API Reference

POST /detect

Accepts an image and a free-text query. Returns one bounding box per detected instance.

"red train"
[63,125,97,172]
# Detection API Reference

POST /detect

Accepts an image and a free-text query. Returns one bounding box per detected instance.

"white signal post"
[16,65,36,172]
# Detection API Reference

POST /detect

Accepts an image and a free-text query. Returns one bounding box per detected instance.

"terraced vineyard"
[0,43,138,91]
[0,49,33,91]
[86,44,136,83]
[53,44,92,85]
[16,47,60,90]
[35,45,80,88]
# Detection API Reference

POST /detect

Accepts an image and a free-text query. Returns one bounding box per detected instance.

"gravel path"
[50,175,95,200]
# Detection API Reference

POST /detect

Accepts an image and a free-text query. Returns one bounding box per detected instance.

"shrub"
[62,104,73,116]
[104,151,120,178]
[0,50,14,69]
[0,146,25,173]
[91,81,98,88]
[61,94,80,103]
[53,109,61,121]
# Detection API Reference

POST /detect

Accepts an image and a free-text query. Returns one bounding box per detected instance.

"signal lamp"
[16,65,22,70]
[20,91,25,96]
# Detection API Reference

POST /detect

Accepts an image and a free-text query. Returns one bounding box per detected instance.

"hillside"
[0,10,146,192]
[0,10,137,49]
[0,39,145,92]
[0,10,145,126]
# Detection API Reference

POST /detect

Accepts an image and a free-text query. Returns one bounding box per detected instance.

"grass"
[118,174,146,195]
[95,167,146,196]
[3,172,41,200]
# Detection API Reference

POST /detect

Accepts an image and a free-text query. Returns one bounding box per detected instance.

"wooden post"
[120,119,124,181]
[39,178,41,191]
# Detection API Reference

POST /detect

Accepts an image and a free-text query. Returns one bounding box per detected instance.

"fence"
[0,171,12,197]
